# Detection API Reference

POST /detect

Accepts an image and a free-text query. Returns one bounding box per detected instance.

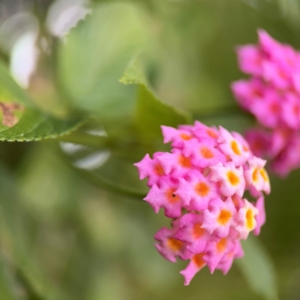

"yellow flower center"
[260,168,269,182]
[246,208,255,230]
[252,168,259,182]
[217,209,232,225]
[231,140,241,155]
[227,171,240,186]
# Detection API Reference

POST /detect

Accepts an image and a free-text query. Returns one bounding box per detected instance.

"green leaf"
[121,57,192,141]
[0,59,85,141]
[135,85,192,140]
[236,236,278,300]
[59,3,150,119]
[0,109,84,142]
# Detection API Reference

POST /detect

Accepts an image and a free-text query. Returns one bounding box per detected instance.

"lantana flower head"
[232,29,300,176]
[134,121,270,285]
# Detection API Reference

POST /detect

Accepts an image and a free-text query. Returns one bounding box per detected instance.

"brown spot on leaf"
[0,102,23,127]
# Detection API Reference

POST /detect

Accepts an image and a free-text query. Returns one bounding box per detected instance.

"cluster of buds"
[232,30,300,176]
[134,121,269,285]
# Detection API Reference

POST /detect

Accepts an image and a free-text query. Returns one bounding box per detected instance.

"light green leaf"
[236,236,278,300]
[59,3,150,119]
[121,57,192,141]
[0,59,85,141]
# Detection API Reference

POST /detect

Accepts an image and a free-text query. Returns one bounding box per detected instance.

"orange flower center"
[217,210,232,225]
[216,238,227,253]
[192,253,205,268]
[206,129,218,139]
[179,155,191,168]
[195,182,210,197]
[167,238,183,252]
[231,140,241,155]
[165,188,180,203]
[200,146,214,159]
[193,223,206,239]
[180,133,192,140]
[227,171,240,186]
[154,163,164,176]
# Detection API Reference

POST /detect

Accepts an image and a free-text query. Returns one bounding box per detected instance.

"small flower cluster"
[134,121,269,285]
[232,30,300,176]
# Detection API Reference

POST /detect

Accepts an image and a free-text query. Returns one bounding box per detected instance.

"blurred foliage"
[58,3,149,119]
[0,0,299,299]
[237,236,278,300]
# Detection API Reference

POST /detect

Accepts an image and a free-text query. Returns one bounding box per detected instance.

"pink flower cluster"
[232,30,300,176]
[134,121,269,285]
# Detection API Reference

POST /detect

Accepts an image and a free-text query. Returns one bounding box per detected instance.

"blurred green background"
[0,0,300,299]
